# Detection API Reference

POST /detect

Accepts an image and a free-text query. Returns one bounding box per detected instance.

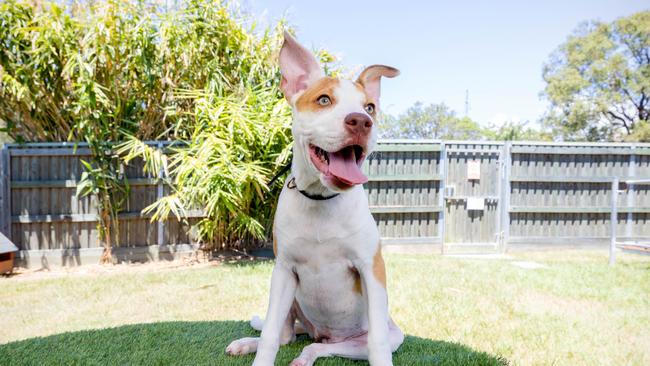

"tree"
[380,102,484,140]
[541,11,650,141]
[483,121,552,141]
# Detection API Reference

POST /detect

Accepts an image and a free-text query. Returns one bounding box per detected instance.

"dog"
[226,31,403,366]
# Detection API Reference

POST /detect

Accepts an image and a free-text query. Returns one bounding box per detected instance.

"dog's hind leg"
[289,321,404,366]
[289,339,366,366]
[226,302,299,356]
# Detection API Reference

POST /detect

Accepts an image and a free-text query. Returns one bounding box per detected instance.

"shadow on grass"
[0,321,508,365]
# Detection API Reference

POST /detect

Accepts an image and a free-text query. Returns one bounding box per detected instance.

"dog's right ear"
[279,31,324,102]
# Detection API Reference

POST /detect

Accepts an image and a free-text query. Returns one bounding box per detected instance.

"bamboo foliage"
[119,83,294,249]
[1,0,338,252]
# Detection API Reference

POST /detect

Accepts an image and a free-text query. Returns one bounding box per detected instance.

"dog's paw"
[289,358,311,366]
[225,337,258,356]
[290,344,319,366]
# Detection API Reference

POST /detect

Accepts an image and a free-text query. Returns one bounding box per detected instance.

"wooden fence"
[1,140,649,266]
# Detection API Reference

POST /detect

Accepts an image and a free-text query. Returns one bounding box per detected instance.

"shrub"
[118,83,294,250]
[0,0,337,255]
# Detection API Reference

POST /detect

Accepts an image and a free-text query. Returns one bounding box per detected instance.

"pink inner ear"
[279,32,323,100]
[364,80,381,102]
[281,74,308,98]
[356,65,399,107]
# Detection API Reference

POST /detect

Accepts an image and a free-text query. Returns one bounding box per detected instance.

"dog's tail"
[250,315,264,331]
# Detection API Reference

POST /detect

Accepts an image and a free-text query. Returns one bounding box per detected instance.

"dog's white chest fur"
[274,184,379,340]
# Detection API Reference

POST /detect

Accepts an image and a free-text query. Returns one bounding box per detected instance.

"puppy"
[226,31,403,366]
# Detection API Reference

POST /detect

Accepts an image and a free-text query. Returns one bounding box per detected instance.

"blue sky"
[245,0,648,127]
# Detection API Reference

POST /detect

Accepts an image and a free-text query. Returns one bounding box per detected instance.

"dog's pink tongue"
[328,147,368,185]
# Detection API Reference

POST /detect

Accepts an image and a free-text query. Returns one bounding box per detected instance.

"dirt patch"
[2,251,271,281]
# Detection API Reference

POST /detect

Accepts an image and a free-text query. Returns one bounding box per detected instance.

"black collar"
[286,177,340,201]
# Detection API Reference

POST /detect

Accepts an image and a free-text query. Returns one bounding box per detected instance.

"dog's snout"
[344,113,373,134]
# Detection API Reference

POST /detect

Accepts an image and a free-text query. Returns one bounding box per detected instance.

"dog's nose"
[344,113,373,135]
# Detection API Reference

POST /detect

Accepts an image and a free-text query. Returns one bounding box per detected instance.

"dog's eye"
[317,95,331,106]
[365,103,375,114]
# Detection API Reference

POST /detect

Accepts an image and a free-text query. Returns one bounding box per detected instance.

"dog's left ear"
[279,31,324,102]
[356,65,400,105]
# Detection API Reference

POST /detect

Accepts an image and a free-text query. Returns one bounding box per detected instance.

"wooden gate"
[442,142,505,253]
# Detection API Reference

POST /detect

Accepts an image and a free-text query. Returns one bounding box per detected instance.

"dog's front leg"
[253,262,297,366]
[357,259,392,366]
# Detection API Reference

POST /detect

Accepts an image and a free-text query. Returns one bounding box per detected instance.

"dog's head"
[280,32,399,194]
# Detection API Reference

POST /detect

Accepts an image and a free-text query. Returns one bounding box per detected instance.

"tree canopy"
[379,102,550,141]
[541,11,650,141]
[380,102,485,140]
[482,121,551,141]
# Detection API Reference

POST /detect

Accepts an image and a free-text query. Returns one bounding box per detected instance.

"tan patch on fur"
[373,245,386,288]
[353,81,371,102]
[295,77,340,113]
[351,267,363,294]
[353,81,366,95]
[272,224,278,256]
[273,236,278,256]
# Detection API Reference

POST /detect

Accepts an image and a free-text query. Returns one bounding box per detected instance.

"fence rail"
[1,140,650,266]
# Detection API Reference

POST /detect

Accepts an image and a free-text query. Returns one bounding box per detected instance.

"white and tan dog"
[226,32,403,366]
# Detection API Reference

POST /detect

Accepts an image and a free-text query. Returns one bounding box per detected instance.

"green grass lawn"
[0,250,648,365]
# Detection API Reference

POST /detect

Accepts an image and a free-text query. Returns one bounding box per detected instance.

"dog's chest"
[280,226,364,316]
[294,257,367,336]
[273,186,379,336]
[274,185,379,255]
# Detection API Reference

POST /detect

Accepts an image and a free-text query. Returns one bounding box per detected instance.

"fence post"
[501,142,512,253]
[626,145,636,241]
[438,142,446,254]
[0,145,10,239]
[609,177,619,266]
[157,142,165,248]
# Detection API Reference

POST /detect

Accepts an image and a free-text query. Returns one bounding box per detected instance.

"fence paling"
[0,146,10,238]
[610,178,619,266]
